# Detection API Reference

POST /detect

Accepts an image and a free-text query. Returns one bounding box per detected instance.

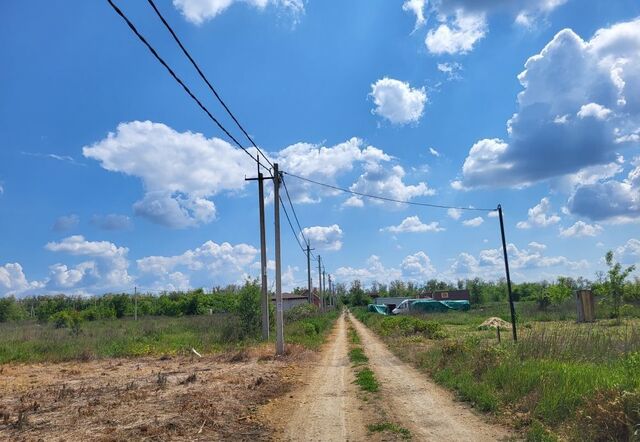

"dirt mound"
[478,317,512,330]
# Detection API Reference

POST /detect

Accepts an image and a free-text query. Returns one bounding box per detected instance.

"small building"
[270,293,309,312]
[425,289,470,301]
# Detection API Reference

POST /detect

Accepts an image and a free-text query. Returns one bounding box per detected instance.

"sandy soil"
[262,313,368,441]
[350,312,513,441]
[0,347,296,441]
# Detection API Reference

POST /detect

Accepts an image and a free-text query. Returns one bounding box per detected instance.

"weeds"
[355,368,379,392]
[348,348,368,365]
[368,421,411,439]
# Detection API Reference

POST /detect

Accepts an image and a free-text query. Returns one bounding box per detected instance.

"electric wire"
[280,175,309,246]
[283,171,498,212]
[106,0,271,171]
[279,194,307,254]
[145,0,274,170]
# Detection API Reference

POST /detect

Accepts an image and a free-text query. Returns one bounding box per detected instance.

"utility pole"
[328,274,332,308]
[322,269,326,312]
[498,204,517,342]
[306,243,314,305]
[245,170,271,341]
[134,286,138,321]
[317,255,322,311]
[273,163,285,355]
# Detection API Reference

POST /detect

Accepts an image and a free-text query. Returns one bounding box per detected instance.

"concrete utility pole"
[322,269,326,311]
[498,204,517,342]
[134,286,138,321]
[245,170,271,340]
[306,243,313,305]
[317,255,322,311]
[273,163,285,355]
[328,274,332,308]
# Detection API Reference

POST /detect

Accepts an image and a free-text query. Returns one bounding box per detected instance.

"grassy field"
[0,309,339,364]
[354,301,640,441]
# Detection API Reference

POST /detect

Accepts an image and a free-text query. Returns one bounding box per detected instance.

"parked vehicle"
[392,299,470,314]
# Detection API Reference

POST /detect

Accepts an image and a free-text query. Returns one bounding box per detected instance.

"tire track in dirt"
[350,312,513,441]
[265,313,367,441]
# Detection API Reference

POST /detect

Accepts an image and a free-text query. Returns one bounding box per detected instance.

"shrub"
[232,281,261,337]
[285,303,318,322]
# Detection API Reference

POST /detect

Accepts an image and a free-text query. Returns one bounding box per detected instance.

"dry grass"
[0,352,298,441]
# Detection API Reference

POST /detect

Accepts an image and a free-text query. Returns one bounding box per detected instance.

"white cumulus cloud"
[516,197,561,229]
[559,221,603,238]
[173,0,304,25]
[381,216,445,233]
[83,121,256,229]
[459,19,640,189]
[301,225,343,251]
[370,78,427,125]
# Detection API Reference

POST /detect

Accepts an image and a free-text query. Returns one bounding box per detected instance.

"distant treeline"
[0,282,264,323]
[337,274,640,311]
[1,262,639,323]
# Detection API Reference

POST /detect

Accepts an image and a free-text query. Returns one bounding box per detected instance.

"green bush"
[50,310,83,335]
[285,303,319,322]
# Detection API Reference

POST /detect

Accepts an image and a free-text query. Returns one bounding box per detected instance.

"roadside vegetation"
[0,282,338,363]
[350,251,640,441]
[346,318,410,439]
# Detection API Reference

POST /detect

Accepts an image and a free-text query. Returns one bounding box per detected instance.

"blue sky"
[1,0,639,296]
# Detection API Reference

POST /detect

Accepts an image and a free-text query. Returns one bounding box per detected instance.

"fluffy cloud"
[137,240,258,290]
[173,0,303,25]
[559,221,603,238]
[335,255,401,286]
[52,214,79,232]
[615,239,640,265]
[381,216,444,233]
[437,62,463,80]
[90,214,133,231]
[425,10,486,55]
[459,19,640,188]
[450,242,587,279]
[370,78,427,125]
[0,263,41,297]
[528,241,547,250]
[568,160,640,222]
[415,0,566,55]
[516,197,561,229]
[401,251,436,279]
[462,216,484,227]
[429,147,441,157]
[84,121,256,228]
[403,0,426,30]
[349,163,435,206]
[447,208,462,220]
[44,235,132,291]
[301,225,343,251]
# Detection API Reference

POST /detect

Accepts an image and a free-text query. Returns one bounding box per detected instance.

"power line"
[106,0,271,171]
[145,0,274,170]
[283,171,497,212]
[281,175,309,246]
[279,194,307,254]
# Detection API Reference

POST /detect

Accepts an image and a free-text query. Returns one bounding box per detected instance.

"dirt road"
[265,313,368,441]
[350,312,512,441]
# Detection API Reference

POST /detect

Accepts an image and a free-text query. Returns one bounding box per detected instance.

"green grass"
[353,305,640,440]
[368,421,411,439]
[348,327,361,345]
[348,347,368,365]
[0,310,340,364]
[355,367,379,392]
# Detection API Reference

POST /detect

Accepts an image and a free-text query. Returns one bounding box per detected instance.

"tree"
[596,251,636,321]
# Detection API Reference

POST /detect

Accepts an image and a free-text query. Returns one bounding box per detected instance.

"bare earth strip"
[350,312,513,442]
[264,313,367,441]
[0,348,296,441]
